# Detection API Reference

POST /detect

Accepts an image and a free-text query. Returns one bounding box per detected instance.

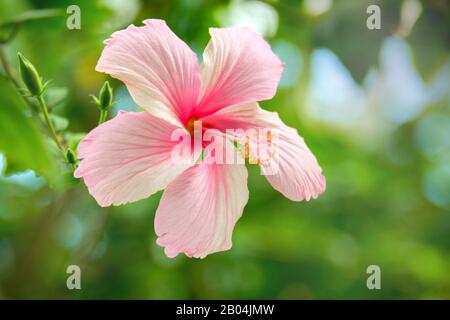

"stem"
[0,24,20,45]
[37,94,65,158]
[0,45,20,88]
[98,109,108,125]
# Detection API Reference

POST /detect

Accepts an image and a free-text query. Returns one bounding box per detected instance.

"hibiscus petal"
[202,103,326,201]
[196,27,284,117]
[96,19,201,126]
[155,139,249,258]
[75,112,196,207]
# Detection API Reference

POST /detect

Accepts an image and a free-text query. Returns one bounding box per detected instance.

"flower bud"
[17,52,44,96]
[66,148,77,165]
[98,81,113,110]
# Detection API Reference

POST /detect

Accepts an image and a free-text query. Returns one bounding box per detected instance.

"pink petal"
[196,27,284,117]
[155,140,249,258]
[202,103,326,201]
[75,112,196,207]
[96,19,200,126]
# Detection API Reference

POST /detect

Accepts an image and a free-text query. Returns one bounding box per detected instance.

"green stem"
[0,23,20,45]
[0,46,18,86]
[37,94,65,158]
[98,109,108,125]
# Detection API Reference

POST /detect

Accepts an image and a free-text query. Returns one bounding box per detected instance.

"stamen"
[239,129,275,165]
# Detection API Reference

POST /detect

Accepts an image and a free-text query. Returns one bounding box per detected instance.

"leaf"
[0,77,58,184]
[45,86,68,110]
[48,114,69,131]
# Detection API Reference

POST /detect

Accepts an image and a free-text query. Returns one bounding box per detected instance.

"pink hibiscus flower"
[75,19,326,258]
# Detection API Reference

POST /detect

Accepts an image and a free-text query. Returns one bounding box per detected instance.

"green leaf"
[48,114,69,131]
[0,77,58,183]
[45,86,68,110]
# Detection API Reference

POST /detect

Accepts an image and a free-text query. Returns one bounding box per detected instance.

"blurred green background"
[0,0,449,299]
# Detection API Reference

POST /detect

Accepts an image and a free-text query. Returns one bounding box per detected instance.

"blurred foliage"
[0,77,57,180]
[0,0,449,299]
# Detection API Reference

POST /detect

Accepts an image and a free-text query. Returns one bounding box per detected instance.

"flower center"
[186,117,197,136]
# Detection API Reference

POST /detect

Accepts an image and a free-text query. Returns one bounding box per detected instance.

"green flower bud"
[98,81,113,110]
[17,52,44,97]
[65,148,77,165]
